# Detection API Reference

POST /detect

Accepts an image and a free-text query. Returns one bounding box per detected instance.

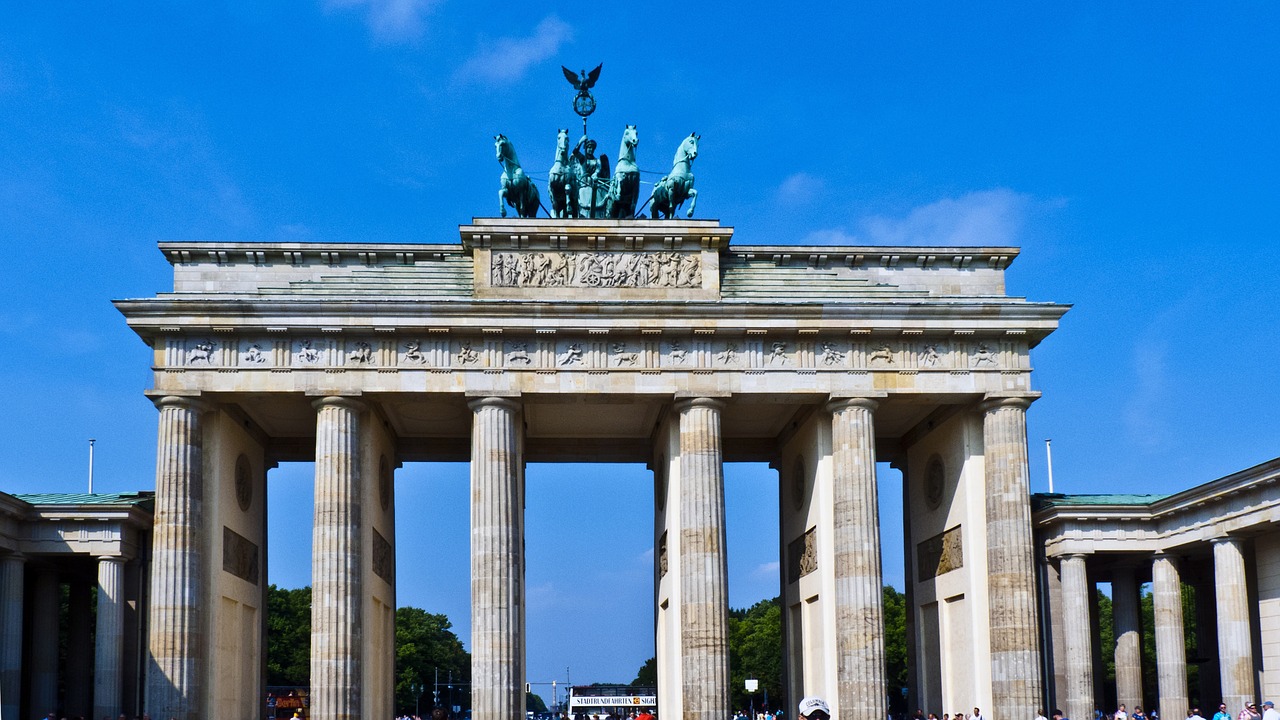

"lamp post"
[746,679,759,720]
[411,679,425,718]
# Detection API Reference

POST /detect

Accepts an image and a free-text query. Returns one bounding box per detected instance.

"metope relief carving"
[347,341,374,365]
[714,343,740,366]
[769,341,791,366]
[971,343,998,367]
[490,251,701,289]
[667,341,689,365]
[820,341,846,366]
[242,343,268,365]
[611,343,639,366]
[187,340,217,365]
[457,340,480,365]
[402,340,425,365]
[296,339,322,365]
[868,343,894,366]
[506,341,532,365]
[921,342,945,367]
[558,343,584,366]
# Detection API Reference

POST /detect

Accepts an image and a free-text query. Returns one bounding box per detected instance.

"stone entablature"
[0,492,154,559]
[1034,456,1280,556]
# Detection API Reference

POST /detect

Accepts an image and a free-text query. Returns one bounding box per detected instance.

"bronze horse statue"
[495,134,540,218]
[651,133,699,219]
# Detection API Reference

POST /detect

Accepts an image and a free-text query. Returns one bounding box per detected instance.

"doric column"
[1152,552,1188,720]
[0,553,25,720]
[67,573,93,718]
[30,565,59,716]
[827,398,887,720]
[1060,555,1094,720]
[1112,566,1144,712]
[469,397,525,720]
[94,556,126,720]
[675,398,730,720]
[147,395,207,720]
[980,396,1044,719]
[1213,537,1255,711]
[311,397,365,720]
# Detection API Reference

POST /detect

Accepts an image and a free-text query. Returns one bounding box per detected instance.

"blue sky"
[2,0,1278,695]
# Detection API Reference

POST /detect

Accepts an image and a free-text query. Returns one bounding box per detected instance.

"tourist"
[1262,702,1279,720]
[1117,705,1129,720]
[1215,705,1233,720]
[798,697,830,720]
[1133,707,1146,720]
[1037,709,1049,720]
[1190,707,1206,720]
[1239,703,1262,720]
[973,707,986,720]
[1053,710,1069,720]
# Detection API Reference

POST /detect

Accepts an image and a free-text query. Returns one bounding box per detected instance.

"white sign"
[571,696,657,707]
[745,679,759,693]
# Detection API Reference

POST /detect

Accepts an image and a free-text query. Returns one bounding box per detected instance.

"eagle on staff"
[562,63,603,94]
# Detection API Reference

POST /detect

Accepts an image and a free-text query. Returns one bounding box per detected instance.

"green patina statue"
[650,132,699,219]
[495,134,540,218]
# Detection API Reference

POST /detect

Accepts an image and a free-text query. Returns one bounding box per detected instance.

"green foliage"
[729,597,783,713]
[632,656,657,687]
[528,691,548,713]
[394,606,471,714]
[266,584,312,686]
[883,586,909,714]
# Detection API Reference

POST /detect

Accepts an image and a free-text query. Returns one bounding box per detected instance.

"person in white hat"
[1260,701,1278,720]
[798,697,830,720]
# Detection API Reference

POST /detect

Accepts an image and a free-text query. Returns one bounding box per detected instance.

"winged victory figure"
[562,63,603,93]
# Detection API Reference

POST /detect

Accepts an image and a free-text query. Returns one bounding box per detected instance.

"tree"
[884,586,909,715]
[395,606,471,714]
[266,584,312,686]
[528,692,548,713]
[632,656,657,687]
[729,597,783,713]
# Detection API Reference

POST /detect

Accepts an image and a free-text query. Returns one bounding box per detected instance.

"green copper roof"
[14,491,154,509]
[1033,492,1170,510]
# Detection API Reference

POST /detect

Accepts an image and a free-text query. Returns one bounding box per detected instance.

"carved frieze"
[167,332,1029,375]
[917,525,963,581]
[788,527,818,582]
[372,527,394,584]
[490,251,701,289]
[222,526,260,585]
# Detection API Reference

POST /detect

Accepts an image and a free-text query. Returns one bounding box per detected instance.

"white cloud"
[325,0,441,41]
[750,561,780,580]
[1122,340,1170,450]
[801,188,1064,247]
[455,16,573,85]
[775,172,825,205]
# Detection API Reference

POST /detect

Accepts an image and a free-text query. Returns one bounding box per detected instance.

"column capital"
[95,555,125,565]
[1152,549,1182,563]
[466,396,522,413]
[150,394,208,413]
[672,397,725,413]
[311,395,367,413]
[1210,535,1244,547]
[0,551,25,564]
[825,395,881,414]
[979,392,1040,413]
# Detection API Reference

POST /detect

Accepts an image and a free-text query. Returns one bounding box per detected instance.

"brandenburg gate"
[115,218,1067,720]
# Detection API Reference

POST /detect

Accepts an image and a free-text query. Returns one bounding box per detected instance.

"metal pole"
[88,438,96,494]
[1045,438,1055,493]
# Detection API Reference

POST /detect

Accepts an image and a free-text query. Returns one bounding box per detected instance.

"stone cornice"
[1034,456,1280,555]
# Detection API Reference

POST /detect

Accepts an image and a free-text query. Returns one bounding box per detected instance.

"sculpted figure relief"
[490,251,700,289]
[188,340,216,365]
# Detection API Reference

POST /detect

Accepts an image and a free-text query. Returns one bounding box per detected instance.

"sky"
[2,0,1279,699]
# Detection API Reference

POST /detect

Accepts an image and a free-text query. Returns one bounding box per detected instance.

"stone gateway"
[114,218,1069,720]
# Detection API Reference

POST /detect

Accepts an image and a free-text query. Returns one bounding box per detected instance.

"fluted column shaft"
[311,397,365,720]
[1152,552,1188,720]
[1213,537,1255,710]
[1112,568,1143,712]
[470,397,525,720]
[981,397,1044,718]
[30,566,59,716]
[828,398,887,720]
[676,398,730,720]
[94,556,126,719]
[1060,555,1094,720]
[0,554,23,720]
[147,395,206,720]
